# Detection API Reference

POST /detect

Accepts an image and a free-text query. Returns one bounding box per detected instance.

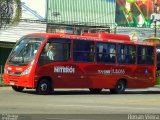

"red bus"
[3,32,157,94]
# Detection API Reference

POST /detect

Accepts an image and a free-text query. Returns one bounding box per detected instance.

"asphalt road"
[0,87,160,120]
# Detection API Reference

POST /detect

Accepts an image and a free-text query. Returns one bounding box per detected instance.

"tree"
[0,0,21,29]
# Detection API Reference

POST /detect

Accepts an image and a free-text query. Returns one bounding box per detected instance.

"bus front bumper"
[3,73,34,88]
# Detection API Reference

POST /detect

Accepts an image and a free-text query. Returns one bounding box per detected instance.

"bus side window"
[146,46,154,65]
[73,40,95,62]
[138,46,146,64]
[129,45,136,64]
[118,44,125,64]
[108,44,116,63]
[124,45,130,64]
[96,43,112,63]
[157,45,160,69]
[96,43,105,63]
[118,44,136,64]
[102,44,109,63]
[38,39,70,65]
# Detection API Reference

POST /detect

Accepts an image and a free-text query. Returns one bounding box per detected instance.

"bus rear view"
[3,33,157,95]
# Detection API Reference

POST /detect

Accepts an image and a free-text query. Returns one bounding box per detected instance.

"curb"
[0,84,8,87]
[0,86,9,87]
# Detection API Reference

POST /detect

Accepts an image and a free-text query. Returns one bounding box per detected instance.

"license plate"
[10,82,15,85]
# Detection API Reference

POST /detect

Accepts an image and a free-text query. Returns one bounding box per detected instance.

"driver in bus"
[47,44,56,61]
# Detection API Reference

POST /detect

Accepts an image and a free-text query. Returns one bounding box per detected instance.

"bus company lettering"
[54,66,75,73]
[111,69,125,74]
[98,70,111,74]
[98,69,125,75]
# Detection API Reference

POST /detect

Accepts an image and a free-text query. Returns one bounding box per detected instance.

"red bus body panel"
[34,63,155,89]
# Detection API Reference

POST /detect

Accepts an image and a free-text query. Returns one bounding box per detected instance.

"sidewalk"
[0,83,7,87]
[0,75,5,87]
[0,80,4,87]
[0,69,3,86]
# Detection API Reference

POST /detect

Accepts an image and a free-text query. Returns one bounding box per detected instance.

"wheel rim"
[117,82,124,91]
[40,83,48,92]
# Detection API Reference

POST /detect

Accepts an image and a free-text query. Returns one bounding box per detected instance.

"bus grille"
[8,72,22,76]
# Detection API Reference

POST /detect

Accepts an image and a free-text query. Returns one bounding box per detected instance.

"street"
[0,87,160,120]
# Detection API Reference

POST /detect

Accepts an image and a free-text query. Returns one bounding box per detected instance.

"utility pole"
[154,2,158,37]
[114,24,117,34]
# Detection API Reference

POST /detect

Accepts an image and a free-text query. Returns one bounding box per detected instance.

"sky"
[21,0,46,20]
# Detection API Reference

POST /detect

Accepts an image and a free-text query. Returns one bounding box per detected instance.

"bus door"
[72,40,95,88]
[117,44,137,87]
[93,42,117,88]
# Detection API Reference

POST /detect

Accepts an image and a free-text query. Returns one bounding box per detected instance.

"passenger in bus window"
[142,48,146,64]
[130,46,136,64]
[88,45,95,62]
[130,53,136,64]
[47,45,56,61]
[124,45,129,64]
[110,47,116,63]
[97,45,105,62]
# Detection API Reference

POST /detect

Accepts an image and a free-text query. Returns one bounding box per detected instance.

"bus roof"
[82,32,131,41]
[27,32,154,46]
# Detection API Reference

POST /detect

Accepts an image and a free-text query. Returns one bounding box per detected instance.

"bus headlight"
[21,67,31,76]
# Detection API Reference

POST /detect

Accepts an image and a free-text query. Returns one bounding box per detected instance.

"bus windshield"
[7,36,45,66]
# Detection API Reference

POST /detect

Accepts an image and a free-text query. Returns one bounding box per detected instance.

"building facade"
[47,0,160,39]
[47,0,116,33]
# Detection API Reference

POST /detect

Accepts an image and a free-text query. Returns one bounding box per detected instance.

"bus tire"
[12,86,24,92]
[36,79,52,95]
[110,80,126,94]
[89,88,102,94]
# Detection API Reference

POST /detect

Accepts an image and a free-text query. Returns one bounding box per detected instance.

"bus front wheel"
[12,86,24,92]
[110,80,126,94]
[36,79,52,95]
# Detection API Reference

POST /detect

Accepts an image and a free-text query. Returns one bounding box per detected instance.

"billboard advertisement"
[116,0,160,28]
